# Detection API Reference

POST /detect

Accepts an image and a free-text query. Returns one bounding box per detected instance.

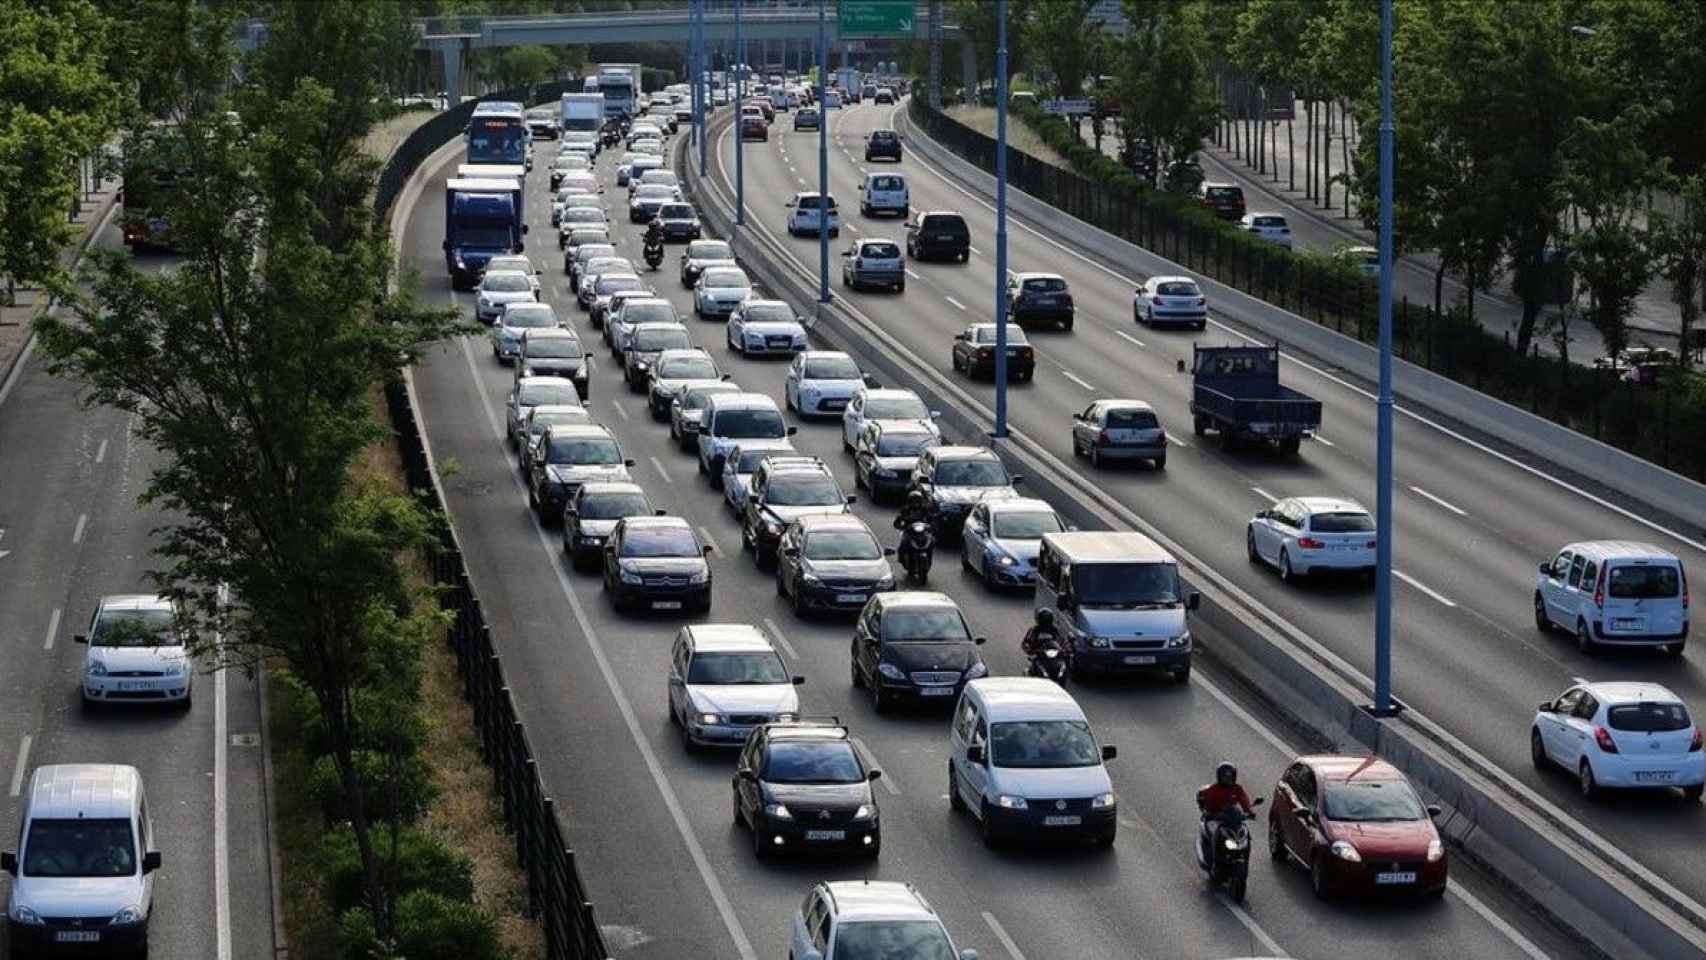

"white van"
[785,192,840,238]
[858,172,909,218]
[1035,531,1199,682]
[948,677,1118,848]
[3,765,161,955]
[1536,541,1690,654]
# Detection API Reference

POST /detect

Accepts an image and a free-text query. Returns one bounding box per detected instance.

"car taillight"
[1690,728,1702,752]
[1683,569,1690,610]
[1594,564,1606,608]
[1297,537,1325,549]
[978,346,992,356]
[1594,726,1618,754]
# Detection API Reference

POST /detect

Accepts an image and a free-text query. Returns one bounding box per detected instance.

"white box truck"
[560,92,605,135]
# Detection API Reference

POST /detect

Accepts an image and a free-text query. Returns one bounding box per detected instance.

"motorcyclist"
[1196,761,1256,867]
[893,490,936,534]
[1021,609,1063,657]
[643,217,666,255]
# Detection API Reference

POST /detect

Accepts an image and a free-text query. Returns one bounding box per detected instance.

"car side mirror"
[737,768,757,781]
[74,633,88,645]
[624,458,637,467]
[1071,413,1083,421]
[954,332,968,341]
[0,852,15,875]
[1010,476,1023,485]
[441,240,449,251]
[655,508,668,516]
[965,745,986,764]
[883,547,896,557]
[972,636,986,646]
[1426,804,1442,818]
[143,851,162,874]
[1538,560,1552,574]
[721,373,732,380]
[783,546,800,558]
[521,224,530,235]
[867,769,883,782]
[1101,745,1118,761]
[702,544,714,555]
[792,675,806,686]
[563,506,578,517]
[1187,591,1201,611]
[1538,700,1554,713]
[786,426,798,436]
[846,495,858,505]
[864,376,879,388]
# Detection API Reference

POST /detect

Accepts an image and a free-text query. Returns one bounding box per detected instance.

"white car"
[605,295,679,352]
[1535,541,1689,653]
[1532,681,1704,800]
[551,187,599,225]
[483,254,539,294]
[785,350,867,417]
[1246,496,1377,582]
[727,298,807,357]
[858,172,909,217]
[1337,244,1381,277]
[554,206,607,248]
[1241,212,1293,249]
[630,167,680,197]
[667,624,801,749]
[76,595,192,707]
[785,191,840,237]
[1132,275,1208,329]
[491,301,561,364]
[789,881,976,960]
[474,269,537,323]
[960,498,1065,589]
[693,266,754,320]
[840,387,940,450]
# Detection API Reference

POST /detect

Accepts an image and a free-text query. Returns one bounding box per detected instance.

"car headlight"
[10,905,43,926]
[1224,838,1240,851]
[1087,637,1111,649]
[1166,631,1191,649]
[995,553,1017,567]
[86,660,108,677]
[762,516,785,534]
[872,467,895,479]
[876,662,906,681]
[454,253,466,267]
[635,360,649,370]
[996,795,1028,810]
[852,804,874,820]
[110,906,145,926]
[619,568,643,584]
[765,802,793,819]
[697,712,722,725]
[687,568,708,584]
[170,659,191,677]
[801,572,823,586]
[1330,840,1362,862]
[963,662,988,680]
[1427,838,1444,862]
[875,575,895,589]
[1091,791,1116,809]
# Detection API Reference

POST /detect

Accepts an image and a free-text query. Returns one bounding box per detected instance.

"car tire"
[1152,455,1165,470]
[1268,817,1287,861]
[1667,639,1688,658]
[1278,549,1295,583]
[948,761,965,812]
[1579,760,1600,800]
[1684,784,1704,802]
[960,251,970,263]
[1247,529,1261,565]
[899,206,909,219]
[1173,663,1191,683]
[1533,593,1551,632]
[1531,728,1549,770]
[791,578,808,617]
[979,802,1000,848]
[751,815,770,860]
[1088,444,1102,468]
[1310,854,1332,899]
[870,677,888,714]
[851,651,865,689]
[1576,619,1598,655]
[896,279,905,293]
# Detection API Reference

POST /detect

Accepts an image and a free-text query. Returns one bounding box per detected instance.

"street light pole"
[735,0,745,226]
[992,0,1009,436]
[817,0,830,303]
[696,0,708,177]
[1373,0,1397,716]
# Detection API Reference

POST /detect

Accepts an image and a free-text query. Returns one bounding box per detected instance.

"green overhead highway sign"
[838,0,915,38]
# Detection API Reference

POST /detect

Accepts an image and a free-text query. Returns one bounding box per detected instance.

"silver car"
[960,497,1065,588]
[720,441,798,516]
[505,376,582,447]
[645,349,722,418]
[475,269,537,323]
[726,299,807,357]
[491,301,561,364]
[693,266,754,321]
[841,238,905,292]
[518,402,594,476]
[670,381,743,451]
[1071,399,1168,469]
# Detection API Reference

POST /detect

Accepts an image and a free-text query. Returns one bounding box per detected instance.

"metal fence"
[375,82,612,960]
[907,97,1706,483]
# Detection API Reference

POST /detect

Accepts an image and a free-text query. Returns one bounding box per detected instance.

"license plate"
[936,234,954,241]
[919,686,955,697]
[118,681,147,690]
[55,932,101,943]
[822,399,847,410]
[1123,655,1156,665]
[653,600,683,610]
[805,830,845,841]
[1613,618,1646,630]
[1636,770,1677,783]
[1006,348,1022,356]
[836,593,866,603]
[1043,815,1081,826]
[1375,871,1417,885]
[767,338,791,347]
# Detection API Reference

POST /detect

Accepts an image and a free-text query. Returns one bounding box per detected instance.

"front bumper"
[796,393,852,415]
[662,223,702,241]
[1074,644,1190,675]
[874,676,966,704]
[1317,853,1448,896]
[699,299,742,319]
[751,812,880,855]
[612,582,711,611]
[983,803,1117,843]
[566,533,607,562]
[9,918,149,954]
[741,335,804,354]
[862,468,913,495]
[795,579,889,612]
[83,675,191,703]
[979,556,1036,586]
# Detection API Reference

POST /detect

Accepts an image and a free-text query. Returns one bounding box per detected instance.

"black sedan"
[951,323,1035,381]
[849,591,986,713]
[602,516,713,614]
[865,129,902,161]
[776,515,896,617]
[734,719,883,860]
[657,202,703,242]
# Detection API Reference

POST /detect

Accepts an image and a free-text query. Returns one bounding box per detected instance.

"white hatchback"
[1240,212,1293,249]
[840,387,940,451]
[785,192,840,237]
[1246,496,1377,582]
[1532,681,1704,800]
[786,351,868,417]
[77,595,193,708]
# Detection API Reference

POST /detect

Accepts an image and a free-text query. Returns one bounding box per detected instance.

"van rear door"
[1603,560,1686,636]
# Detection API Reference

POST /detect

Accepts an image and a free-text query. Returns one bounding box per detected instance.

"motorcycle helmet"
[1215,761,1237,787]
[1035,609,1055,628]
[906,490,926,509]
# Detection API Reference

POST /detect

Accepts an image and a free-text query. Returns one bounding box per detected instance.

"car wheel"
[979,801,1000,847]
[1173,663,1191,683]
[1152,455,1165,470]
[870,677,888,714]
[1247,529,1261,565]
[751,815,770,860]
[1530,728,1549,770]
[851,651,865,689]
[948,761,966,812]
[1667,639,1688,658]
[1278,549,1295,582]
[896,279,905,293]
[1072,435,1084,458]
[1576,619,1598,655]
[1310,854,1332,899]
[1088,444,1102,468]
[960,251,970,263]
[1268,817,1287,861]
[791,577,808,617]
[1144,306,1154,326]
[1684,784,1703,802]
[1579,760,1600,800]
[1533,594,1551,632]
[982,556,998,590]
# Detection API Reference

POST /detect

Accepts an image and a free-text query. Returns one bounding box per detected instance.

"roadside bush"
[391,890,506,960]
[310,750,437,826]
[320,825,475,916]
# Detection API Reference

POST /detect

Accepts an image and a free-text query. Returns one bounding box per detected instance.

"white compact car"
[789,881,977,960]
[727,299,808,357]
[858,172,909,218]
[1241,212,1294,249]
[76,595,192,708]
[1246,496,1377,582]
[693,266,754,321]
[840,387,940,451]
[1132,275,1208,329]
[785,192,840,237]
[1535,541,1690,654]
[667,623,802,749]
[841,238,905,292]
[785,350,868,417]
[1532,680,1704,800]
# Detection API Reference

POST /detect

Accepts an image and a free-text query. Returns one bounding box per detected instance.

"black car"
[561,481,657,569]
[850,592,986,713]
[776,515,896,617]
[952,323,1035,381]
[1005,272,1075,330]
[1198,181,1247,221]
[657,202,703,241]
[515,331,591,400]
[679,239,737,289]
[602,516,713,614]
[622,322,695,392]
[734,720,883,860]
[904,210,970,262]
[908,445,1022,537]
[865,129,902,162]
[741,460,855,566]
[852,421,939,502]
[645,350,722,419]
[528,425,635,521]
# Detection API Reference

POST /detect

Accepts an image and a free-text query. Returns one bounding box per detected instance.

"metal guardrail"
[376,80,612,960]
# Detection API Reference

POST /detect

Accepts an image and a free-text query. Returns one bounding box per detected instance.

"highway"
[398,111,1588,959]
[0,219,275,958]
[697,99,1706,910]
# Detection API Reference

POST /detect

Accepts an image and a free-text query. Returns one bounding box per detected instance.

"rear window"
[871,176,904,191]
[1022,277,1067,293]
[1310,512,1375,533]
[1206,186,1244,202]
[1155,281,1199,297]
[713,407,786,439]
[920,214,967,234]
[1608,702,1691,732]
[797,195,837,210]
[1104,408,1159,428]
[974,326,1028,344]
[860,242,901,259]
[1252,215,1288,227]
[1608,564,1681,599]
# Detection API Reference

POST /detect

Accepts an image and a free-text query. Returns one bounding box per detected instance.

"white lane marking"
[969,246,984,256]
[1410,485,1468,517]
[944,295,968,312]
[1251,486,1278,503]
[850,737,901,796]
[9,735,31,797]
[697,525,720,554]
[71,513,87,544]
[1448,880,1552,960]
[1219,896,1290,958]
[1115,330,1146,348]
[1394,569,1458,607]
[796,176,806,185]
[905,268,921,280]
[650,456,673,483]
[981,911,1027,960]
[898,117,1706,557]
[1060,369,1096,391]
[42,607,60,651]
[760,617,799,659]
[448,333,761,960]
[1166,434,1189,448]
[214,585,232,960]
[846,222,861,234]
[94,438,108,463]
[611,399,631,420]
[1313,434,1336,447]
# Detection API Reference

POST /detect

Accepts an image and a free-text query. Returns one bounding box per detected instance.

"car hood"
[688,684,800,715]
[687,258,737,272]
[935,485,1019,505]
[986,536,1042,563]
[1324,819,1438,860]
[872,455,920,472]
[662,217,699,227]
[619,557,707,574]
[12,874,145,916]
[764,782,869,808]
[798,378,862,396]
[86,645,188,673]
[481,290,534,304]
[521,358,587,377]
[880,641,980,673]
[739,321,803,336]
[546,464,631,484]
[801,558,892,581]
[987,763,1111,801]
[762,504,848,523]
[1071,606,1185,640]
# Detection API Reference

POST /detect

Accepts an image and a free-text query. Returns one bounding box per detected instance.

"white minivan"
[948,677,1118,848]
[3,765,161,956]
[785,192,840,238]
[858,172,909,218]
[1536,541,1690,654]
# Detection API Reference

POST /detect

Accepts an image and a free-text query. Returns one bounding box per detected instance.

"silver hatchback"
[841,239,905,292]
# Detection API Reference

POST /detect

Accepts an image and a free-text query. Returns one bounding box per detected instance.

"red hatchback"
[1267,755,1447,899]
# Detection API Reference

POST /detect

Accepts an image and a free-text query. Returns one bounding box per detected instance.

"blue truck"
[443,177,527,290]
[1189,345,1322,454]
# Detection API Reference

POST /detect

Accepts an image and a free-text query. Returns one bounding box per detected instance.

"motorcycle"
[898,520,935,584]
[643,240,665,270]
[1026,637,1070,685]
[1196,797,1264,902]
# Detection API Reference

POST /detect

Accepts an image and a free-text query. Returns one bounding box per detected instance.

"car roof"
[799,350,851,362]
[983,497,1054,516]
[98,594,173,613]
[795,514,872,533]
[1304,755,1405,782]
[683,381,741,395]
[1095,398,1155,412]
[620,515,692,532]
[967,676,1086,720]
[27,764,142,820]
[1580,681,1686,705]
[656,347,710,360]
[685,623,774,653]
[1202,181,1238,189]
[1292,496,1368,515]
[1012,271,1064,281]
[739,298,793,311]
[543,424,612,439]
[823,881,934,923]
[632,321,688,333]
[858,387,920,402]
[926,445,998,462]
[707,392,780,409]
[873,420,933,437]
[576,480,644,499]
[1563,540,1678,562]
[517,375,577,389]
[1148,275,1197,286]
[522,328,576,340]
[764,721,851,742]
[874,590,957,610]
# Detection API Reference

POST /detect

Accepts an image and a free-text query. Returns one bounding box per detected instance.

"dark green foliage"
[320,828,475,916]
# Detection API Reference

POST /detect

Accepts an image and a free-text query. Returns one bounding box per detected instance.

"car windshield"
[562,208,602,223]
[599,277,645,295]
[804,530,883,560]
[92,607,175,647]
[860,242,901,259]
[803,357,861,380]
[660,204,695,219]
[974,326,1027,344]
[524,338,582,359]
[1321,779,1427,822]
[1310,512,1375,533]
[881,608,969,642]
[1206,186,1242,201]
[833,921,955,960]
[659,357,717,379]
[935,459,1008,486]
[766,474,842,506]
[993,511,1062,540]
[1104,408,1159,428]
[990,720,1100,769]
[1608,702,1691,732]
[1073,562,1181,607]
[876,433,935,457]
[687,651,788,685]
[764,741,864,784]
[503,306,556,328]
[578,492,650,520]
[743,303,796,324]
[518,383,580,406]
[1608,564,1681,598]
[621,527,699,557]
[584,258,626,274]
[864,396,928,420]
[623,302,678,325]
[483,274,532,293]
[22,818,136,878]
[547,437,621,465]
[701,269,749,289]
[689,241,733,260]
[715,408,785,438]
[633,329,692,352]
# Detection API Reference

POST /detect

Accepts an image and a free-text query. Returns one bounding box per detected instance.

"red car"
[1267,755,1447,899]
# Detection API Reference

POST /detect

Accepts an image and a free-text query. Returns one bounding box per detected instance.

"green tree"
[1652,172,1706,366]
[1116,0,1220,181]
[486,44,557,91]
[1023,0,1104,100]
[950,0,1028,95]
